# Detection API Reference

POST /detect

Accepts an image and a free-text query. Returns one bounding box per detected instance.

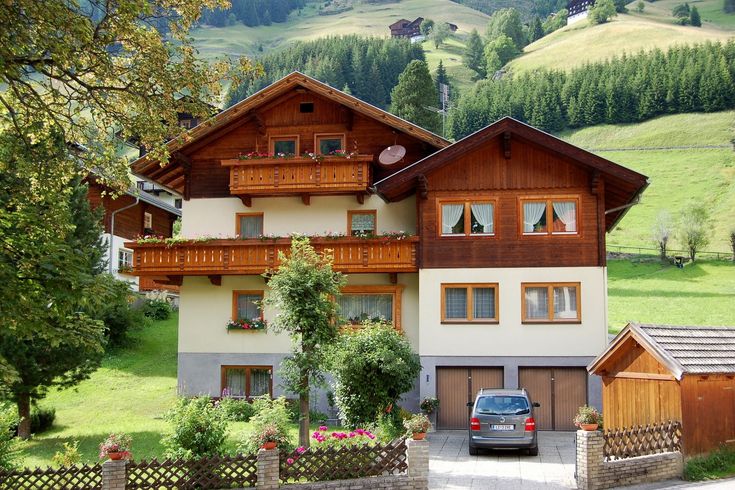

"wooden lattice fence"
[279,438,408,483]
[0,463,103,490]
[127,454,257,489]
[603,420,683,461]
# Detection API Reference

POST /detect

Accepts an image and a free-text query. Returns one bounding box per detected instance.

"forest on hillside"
[450,42,735,137]
[227,36,425,109]
[200,0,306,27]
[450,0,565,20]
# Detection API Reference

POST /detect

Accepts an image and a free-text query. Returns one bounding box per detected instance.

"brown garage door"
[519,367,587,430]
[436,367,503,429]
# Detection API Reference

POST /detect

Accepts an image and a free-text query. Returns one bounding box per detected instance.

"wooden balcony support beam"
[301,194,311,206]
[239,195,252,207]
[208,275,222,286]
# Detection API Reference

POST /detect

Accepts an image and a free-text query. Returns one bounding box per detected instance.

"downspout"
[108,196,140,274]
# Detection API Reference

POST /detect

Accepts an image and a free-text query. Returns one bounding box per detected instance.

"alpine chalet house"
[128,72,647,430]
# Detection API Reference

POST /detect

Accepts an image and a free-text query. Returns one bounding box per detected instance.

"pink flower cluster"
[310,426,375,443]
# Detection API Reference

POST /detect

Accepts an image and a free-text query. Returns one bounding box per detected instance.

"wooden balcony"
[221,155,373,200]
[125,236,419,281]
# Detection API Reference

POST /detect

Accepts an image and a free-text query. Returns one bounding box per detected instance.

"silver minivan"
[467,388,539,455]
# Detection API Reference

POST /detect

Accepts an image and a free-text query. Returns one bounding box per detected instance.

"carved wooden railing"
[222,155,373,196]
[126,237,419,276]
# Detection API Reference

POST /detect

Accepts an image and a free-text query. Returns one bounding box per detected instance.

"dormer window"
[315,133,345,155]
[269,136,299,155]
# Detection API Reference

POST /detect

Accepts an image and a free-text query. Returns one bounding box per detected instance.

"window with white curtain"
[442,284,498,322]
[222,366,272,399]
[522,283,580,322]
[440,200,495,236]
[349,211,376,236]
[235,292,263,321]
[238,214,263,238]
[338,293,393,324]
[522,198,578,235]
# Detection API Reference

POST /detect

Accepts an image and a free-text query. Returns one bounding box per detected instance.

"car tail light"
[525,417,536,431]
[470,417,481,431]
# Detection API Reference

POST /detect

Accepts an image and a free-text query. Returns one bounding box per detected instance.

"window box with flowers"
[226,318,267,332]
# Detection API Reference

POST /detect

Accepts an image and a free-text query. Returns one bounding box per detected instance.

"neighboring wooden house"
[588,323,735,454]
[125,72,647,430]
[389,17,423,38]
[568,0,594,25]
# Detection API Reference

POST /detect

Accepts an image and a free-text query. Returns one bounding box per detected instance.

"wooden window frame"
[314,133,346,155]
[220,365,273,399]
[436,198,497,238]
[347,210,377,236]
[235,212,264,238]
[269,135,300,155]
[117,248,133,270]
[441,283,499,324]
[519,196,581,237]
[339,285,403,330]
[521,282,582,324]
[232,290,265,321]
[143,211,153,230]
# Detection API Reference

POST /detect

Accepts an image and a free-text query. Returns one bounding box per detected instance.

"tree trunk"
[17,393,31,439]
[299,374,310,448]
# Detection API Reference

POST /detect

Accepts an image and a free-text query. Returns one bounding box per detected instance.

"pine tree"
[390,60,441,133]
[463,29,487,78]
[528,17,544,43]
[68,177,106,275]
[435,60,449,105]
[690,6,702,26]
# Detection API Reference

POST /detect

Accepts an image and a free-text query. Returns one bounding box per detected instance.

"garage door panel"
[519,368,553,430]
[553,368,588,431]
[470,368,504,398]
[437,368,469,430]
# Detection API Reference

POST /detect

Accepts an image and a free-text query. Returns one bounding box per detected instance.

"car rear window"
[475,396,530,415]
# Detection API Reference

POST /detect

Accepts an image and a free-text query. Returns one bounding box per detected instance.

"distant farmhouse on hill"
[389,17,423,38]
[568,0,594,25]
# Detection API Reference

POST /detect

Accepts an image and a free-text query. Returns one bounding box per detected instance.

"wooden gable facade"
[374,117,649,269]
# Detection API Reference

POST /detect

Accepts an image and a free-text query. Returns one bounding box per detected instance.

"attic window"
[300,102,314,113]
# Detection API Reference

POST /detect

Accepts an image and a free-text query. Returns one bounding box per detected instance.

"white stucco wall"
[180,195,416,238]
[418,267,608,357]
[178,273,419,354]
[103,233,139,289]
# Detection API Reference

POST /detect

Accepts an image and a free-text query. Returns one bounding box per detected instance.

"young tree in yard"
[678,202,711,262]
[390,60,441,134]
[589,0,618,24]
[463,29,487,78]
[264,237,345,447]
[429,22,452,49]
[420,18,435,36]
[652,210,674,262]
[328,322,421,429]
[690,6,702,26]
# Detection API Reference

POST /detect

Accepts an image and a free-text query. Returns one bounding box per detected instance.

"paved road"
[427,430,576,489]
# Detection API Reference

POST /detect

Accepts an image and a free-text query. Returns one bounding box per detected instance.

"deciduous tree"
[264,237,345,447]
[429,22,452,49]
[678,202,711,262]
[486,8,526,51]
[589,0,618,24]
[652,210,674,261]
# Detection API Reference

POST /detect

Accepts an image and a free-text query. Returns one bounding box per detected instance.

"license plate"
[491,424,515,431]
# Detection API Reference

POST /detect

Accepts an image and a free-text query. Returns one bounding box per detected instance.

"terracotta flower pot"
[412,432,426,440]
[262,441,277,450]
[107,452,124,461]
[580,423,599,431]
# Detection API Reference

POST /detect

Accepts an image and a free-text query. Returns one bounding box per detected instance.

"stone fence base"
[576,430,683,490]
[284,475,428,489]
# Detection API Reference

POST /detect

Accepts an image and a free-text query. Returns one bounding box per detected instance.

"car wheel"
[528,446,539,456]
[469,445,479,456]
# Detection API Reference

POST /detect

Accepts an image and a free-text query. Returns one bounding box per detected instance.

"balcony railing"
[125,236,419,277]
[221,155,373,196]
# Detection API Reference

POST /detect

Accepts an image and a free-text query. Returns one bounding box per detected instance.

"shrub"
[376,411,404,442]
[30,406,56,434]
[0,402,23,471]
[684,446,735,480]
[328,322,421,429]
[142,299,173,320]
[403,413,431,435]
[239,396,293,454]
[91,275,149,347]
[217,397,254,422]
[309,409,329,424]
[162,397,228,459]
[283,398,300,423]
[52,440,81,466]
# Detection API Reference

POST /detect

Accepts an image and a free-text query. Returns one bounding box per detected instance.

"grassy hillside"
[192,0,488,91]
[509,5,733,74]
[560,111,735,252]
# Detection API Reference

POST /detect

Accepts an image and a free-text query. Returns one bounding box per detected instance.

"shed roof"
[589,323,735,380]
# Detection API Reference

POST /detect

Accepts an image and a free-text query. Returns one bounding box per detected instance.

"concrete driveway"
[427,430,576,489]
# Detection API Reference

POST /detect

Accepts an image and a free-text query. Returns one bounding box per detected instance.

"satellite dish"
[379,145,406,166]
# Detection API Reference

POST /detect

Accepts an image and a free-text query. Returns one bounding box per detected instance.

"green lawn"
[607,259,735,333]
[559,111,735,252]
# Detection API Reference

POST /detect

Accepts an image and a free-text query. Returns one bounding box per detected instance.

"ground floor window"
[118,248,133,273]
[221,365,272,398]
[338,285,403,330]
[441,283,499,323]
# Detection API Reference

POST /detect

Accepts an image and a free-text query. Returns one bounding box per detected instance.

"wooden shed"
[588,323,735,455]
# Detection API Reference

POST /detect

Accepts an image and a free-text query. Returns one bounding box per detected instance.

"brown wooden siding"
[419,136,604,268]
[681,375,735,455]
[436,367,504,430]
[187,92,437,199]
[88,183,176,239]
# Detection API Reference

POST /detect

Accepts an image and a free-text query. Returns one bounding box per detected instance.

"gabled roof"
[131,71,449,194]
[389,19,411,28]
[373,117,649,231]
[588,323,735,380]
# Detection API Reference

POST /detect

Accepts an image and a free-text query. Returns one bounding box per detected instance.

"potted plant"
[420,397,440,415]
[99,433,132,460]
[255,423,285,450]
[403,413,431,440]
[574,405,603,431]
